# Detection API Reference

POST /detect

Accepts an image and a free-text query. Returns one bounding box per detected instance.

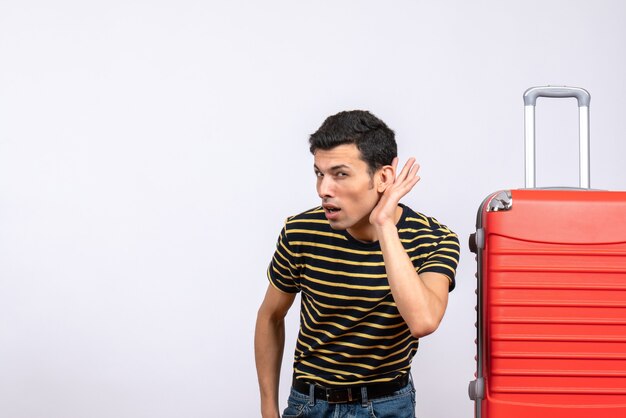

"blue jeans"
[282,379,416,418]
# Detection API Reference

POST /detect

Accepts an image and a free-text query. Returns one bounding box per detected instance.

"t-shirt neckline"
[340,203,408,249]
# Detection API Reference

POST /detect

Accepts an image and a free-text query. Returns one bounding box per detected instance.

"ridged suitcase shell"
[472,189,626,417]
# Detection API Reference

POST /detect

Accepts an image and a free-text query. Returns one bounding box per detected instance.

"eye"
[315,170,323,178]
[336,172,347,178]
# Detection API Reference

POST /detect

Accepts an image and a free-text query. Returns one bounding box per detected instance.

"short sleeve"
[417,230,461,292]
[267,223,302,294]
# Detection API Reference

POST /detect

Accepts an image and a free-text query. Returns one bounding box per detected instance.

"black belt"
[292,374,409,404]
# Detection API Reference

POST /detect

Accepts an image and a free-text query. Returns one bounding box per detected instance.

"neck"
[347,205,403,243]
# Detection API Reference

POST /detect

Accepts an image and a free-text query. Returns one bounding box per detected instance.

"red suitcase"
[469,86,626,418]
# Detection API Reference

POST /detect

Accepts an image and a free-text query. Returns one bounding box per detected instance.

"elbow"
[257,303,288,326]
[407,316,442,339]
[257,306,278,326]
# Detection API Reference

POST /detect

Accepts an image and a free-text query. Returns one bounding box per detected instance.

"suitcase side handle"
[523,85,591,189]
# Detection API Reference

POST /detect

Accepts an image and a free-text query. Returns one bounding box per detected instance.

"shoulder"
[400,204,458,239]
[283,206,329,231]
[281,206,335,236]
[280,206,349,246]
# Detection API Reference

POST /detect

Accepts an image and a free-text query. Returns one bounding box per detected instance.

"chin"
[327,219,349,230]
[328,223,345,231]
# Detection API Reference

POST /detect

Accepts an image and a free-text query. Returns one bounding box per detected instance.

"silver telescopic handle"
[523,86,591,189]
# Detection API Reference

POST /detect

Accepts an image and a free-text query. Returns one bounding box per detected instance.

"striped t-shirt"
[267,203,460,387]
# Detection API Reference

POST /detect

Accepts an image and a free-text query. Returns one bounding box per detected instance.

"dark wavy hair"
[309,110,397,175]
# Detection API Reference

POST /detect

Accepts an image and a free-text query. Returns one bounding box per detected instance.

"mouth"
[323,204,341,219]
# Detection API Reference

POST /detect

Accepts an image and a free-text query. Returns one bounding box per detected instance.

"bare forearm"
[376,221,447,337]
[254,313,285,418]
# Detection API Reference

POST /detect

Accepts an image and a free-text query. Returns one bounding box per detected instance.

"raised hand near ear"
[369,157,421,227]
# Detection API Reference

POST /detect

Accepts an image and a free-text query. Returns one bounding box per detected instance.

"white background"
[1,1,626,417]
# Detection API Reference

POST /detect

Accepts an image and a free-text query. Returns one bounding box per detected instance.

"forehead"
[313,143,367,170]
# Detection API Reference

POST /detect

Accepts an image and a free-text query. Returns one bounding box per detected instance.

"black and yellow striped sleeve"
[267,222,302,294]
[417,228,461,291]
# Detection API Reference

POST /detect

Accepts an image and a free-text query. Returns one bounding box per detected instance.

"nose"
[317,175,334,198]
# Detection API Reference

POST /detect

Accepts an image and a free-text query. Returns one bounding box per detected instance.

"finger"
[396,157,416,181]
[387,175,420,203]
[398,159,419,185]
[407,163,420,181]
[396,164,421,193]
[399,173,420,193]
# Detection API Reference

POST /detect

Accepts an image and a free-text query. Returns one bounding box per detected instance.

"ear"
[375,164,395,193]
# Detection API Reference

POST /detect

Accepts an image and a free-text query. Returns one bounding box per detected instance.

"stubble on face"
[314,144,382,241]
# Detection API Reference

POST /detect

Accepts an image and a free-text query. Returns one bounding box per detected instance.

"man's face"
[314,143,381,238]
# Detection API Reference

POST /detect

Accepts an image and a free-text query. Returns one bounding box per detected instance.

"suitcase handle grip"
[523,86,590,107]
[523,85,591,188]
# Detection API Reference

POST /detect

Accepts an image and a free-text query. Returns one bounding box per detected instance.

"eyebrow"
[314,164,351,172]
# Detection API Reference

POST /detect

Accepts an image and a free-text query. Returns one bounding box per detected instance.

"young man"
[255,110,460,418]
